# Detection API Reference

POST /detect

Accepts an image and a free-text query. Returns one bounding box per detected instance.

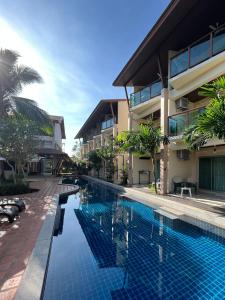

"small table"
[181,187,192,198]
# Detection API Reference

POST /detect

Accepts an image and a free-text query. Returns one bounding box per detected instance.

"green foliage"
[0,182,30,195]
[98,142,116,182]
[183,76,225,150]
[120,168,128,186]
[88,150,102,176]
[0,116,40,179]
[0,48,52,134]
[115,120,168,193]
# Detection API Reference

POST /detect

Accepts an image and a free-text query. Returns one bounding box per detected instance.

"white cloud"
[0,17,102,155]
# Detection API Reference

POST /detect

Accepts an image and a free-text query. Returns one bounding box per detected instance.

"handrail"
[169,23,225,78]
[168,105,205,117]
[168,106,206,137]
[101,117,115,130]
[130,80,162,108]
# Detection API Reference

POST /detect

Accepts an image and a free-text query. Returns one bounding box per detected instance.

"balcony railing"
[168,107,205,137]
[170,25,225,78]
[130,80,162,108]
[101,118,115,130]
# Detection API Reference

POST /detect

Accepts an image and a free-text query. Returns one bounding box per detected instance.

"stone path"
[0,177,77,300]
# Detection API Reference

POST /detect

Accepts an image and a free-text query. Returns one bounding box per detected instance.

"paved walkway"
[0,177,77,300]
[132,185,225,214]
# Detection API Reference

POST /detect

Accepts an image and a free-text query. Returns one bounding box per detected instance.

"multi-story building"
[29,115,66,176]
[75,99,129,183]
[0,115,67,178]
[113,0,225,193]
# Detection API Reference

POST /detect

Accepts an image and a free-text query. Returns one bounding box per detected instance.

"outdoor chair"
[0,206,17,223]
[173,176,184,194]
[186,178,197,194]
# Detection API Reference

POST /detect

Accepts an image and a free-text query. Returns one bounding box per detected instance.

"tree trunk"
[152,156,157,194]
[6,160,16,184]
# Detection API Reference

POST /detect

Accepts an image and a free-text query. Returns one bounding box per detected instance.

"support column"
[160,88,169,194]
[93,138,96,150]
[100,134,103,147]
[127,111,133,186]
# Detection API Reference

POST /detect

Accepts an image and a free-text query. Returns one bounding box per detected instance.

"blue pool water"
[43,181,225,299]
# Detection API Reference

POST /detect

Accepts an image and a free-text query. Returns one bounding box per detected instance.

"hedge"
[0,182,30,195]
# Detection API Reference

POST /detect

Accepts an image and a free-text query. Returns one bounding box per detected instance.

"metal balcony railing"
[130,80,162,108]
[168,107,205,137]
[101,118,115,130]
[170,25,225,78]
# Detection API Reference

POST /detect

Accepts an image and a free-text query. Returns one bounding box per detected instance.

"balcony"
[130,80,162,108]
[170,25,225,78]
[168,107,205,137]
[101,118,115,130]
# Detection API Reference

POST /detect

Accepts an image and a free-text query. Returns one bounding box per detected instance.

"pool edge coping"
[14,182,79,300]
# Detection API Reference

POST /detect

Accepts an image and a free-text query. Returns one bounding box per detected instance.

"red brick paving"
[0,177,77,300]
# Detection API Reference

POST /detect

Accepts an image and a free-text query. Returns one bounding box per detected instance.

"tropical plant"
[183,76,225,150]
[0,115,40,183]
[116,120,169,193]
[0,49,52,134]
[98,142,116,182]
[87,150,102,177]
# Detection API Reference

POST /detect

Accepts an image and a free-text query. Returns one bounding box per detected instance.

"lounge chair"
[0,198,25,212]
[0,207,17,223]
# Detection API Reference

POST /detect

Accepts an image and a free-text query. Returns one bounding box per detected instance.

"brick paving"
[0,177,77,300]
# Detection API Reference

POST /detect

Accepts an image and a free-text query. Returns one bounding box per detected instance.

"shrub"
[0,182,30,195]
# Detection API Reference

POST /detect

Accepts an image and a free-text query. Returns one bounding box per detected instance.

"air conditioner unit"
[176,149,190,160]
[175,97,189,110]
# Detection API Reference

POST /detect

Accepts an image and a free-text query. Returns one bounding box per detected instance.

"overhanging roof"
[113,0,225,87]
[75,99,126,139]
[37,148,67,156]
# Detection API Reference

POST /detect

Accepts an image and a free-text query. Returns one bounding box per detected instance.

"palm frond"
[11,97,53,136]
[0,49,20,67]
[15,65,43,85]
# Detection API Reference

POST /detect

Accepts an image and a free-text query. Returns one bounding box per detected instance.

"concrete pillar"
[113,125,117,139]
[101,134,104,147]
[127,111,133,186]
[160,88,169,194]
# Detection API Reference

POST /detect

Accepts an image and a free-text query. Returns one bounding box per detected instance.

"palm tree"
[0,49,51,132]
[183,76,225,150]
[116,120,169,193]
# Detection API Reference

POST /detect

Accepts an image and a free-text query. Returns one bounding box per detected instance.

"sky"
[0,0,170,155]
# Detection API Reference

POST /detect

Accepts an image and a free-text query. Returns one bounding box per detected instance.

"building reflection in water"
[74,182,202,298]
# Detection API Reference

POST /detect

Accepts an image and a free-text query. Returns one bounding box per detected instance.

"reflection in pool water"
[43,181,225,300]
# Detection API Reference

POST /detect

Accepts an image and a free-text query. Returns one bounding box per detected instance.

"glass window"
[170,50,188,77]
[190,39,210,67]
[213,28,225,55]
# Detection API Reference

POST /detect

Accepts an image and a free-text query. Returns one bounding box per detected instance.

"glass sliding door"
[199,157,225,192]
[199,158,212,190]
[213,157,225,192]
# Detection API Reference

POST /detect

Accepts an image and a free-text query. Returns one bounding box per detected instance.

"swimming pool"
[43,180,225,299]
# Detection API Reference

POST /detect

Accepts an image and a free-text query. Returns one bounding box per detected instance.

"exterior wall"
[117,101,129,134]
[79,101,129,184]
[167,150,197,192]
[132,157,153,185]
[54,122,62,149]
